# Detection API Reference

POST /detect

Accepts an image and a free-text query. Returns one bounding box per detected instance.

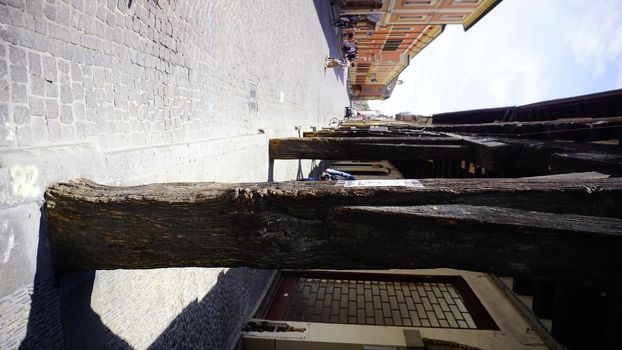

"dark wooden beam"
[280,134,622,177]
[429,117,622,141]
[550,152,622,175]
[441,133,512,173]
[303,130,403,137]
[532,279,556,318]
[521,172,610,180]
[498,138,622,176]
[291,136,462,144]
[329,205,622,284]
[511,276,533,295]
[303,128,446,138]
[46,178,622,273]
[307,118,622,143]
[326,118,622,142]
[432,89,622,124]
[275,134,622,176]
[432,106,516,125]
[499,138,622,154]
[269,137,468,160]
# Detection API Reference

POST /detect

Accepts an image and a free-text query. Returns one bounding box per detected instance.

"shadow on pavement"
[147,268,272,349]
[18,208,131,350]
[17,208,65,350]
[57,268,271,349]
[20,209,272,349]
[313,0,345,83]
[58,270,132,350]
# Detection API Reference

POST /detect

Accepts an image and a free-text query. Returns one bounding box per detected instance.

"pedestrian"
[342,42,356,56]
[343,33,354,45]
[346,50,357,62]
[325,56,350,69]
[333,16,355,28]
[342,33,356,56]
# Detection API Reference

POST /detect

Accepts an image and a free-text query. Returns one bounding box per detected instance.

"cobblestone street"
[0,1,349,349]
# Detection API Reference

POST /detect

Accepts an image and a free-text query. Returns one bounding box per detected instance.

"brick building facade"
[340,0,501,100]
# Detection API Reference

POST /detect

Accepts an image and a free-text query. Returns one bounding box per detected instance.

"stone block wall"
[1,0,349,349]
[2,0,221,150]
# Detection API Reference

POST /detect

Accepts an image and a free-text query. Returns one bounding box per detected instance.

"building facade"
[340,0,502,100]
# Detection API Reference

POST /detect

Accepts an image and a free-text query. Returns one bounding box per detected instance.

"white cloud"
[565,0,622,77]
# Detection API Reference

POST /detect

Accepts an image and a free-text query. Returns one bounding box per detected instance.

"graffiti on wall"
[9,165,40,199]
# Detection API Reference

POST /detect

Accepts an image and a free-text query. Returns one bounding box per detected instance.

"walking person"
[325,56,350,69]
[342,33,356,55]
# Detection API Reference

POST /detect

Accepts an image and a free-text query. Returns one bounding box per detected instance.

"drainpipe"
[383,0,397,26]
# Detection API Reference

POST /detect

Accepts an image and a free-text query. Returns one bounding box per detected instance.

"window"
[404,0,437,5]
[441,14,466,20]
[258,271,499,330]
[382,39,403,51]
[344,0,384,10]
[398,15,428,22]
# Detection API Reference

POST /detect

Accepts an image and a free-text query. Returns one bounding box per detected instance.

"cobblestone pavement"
[0,0,349,185]
[1,0,348,151]
[0,0,349,349]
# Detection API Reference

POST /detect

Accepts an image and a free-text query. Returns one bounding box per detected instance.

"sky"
[368,0,622,116]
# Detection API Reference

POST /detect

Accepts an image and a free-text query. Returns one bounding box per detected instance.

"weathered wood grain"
[309,117,622,141]
[45,178,622,274]
[430,117,622,141]
[550,152,622,175]
[328,205,622,283]
[269,137,468,160]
